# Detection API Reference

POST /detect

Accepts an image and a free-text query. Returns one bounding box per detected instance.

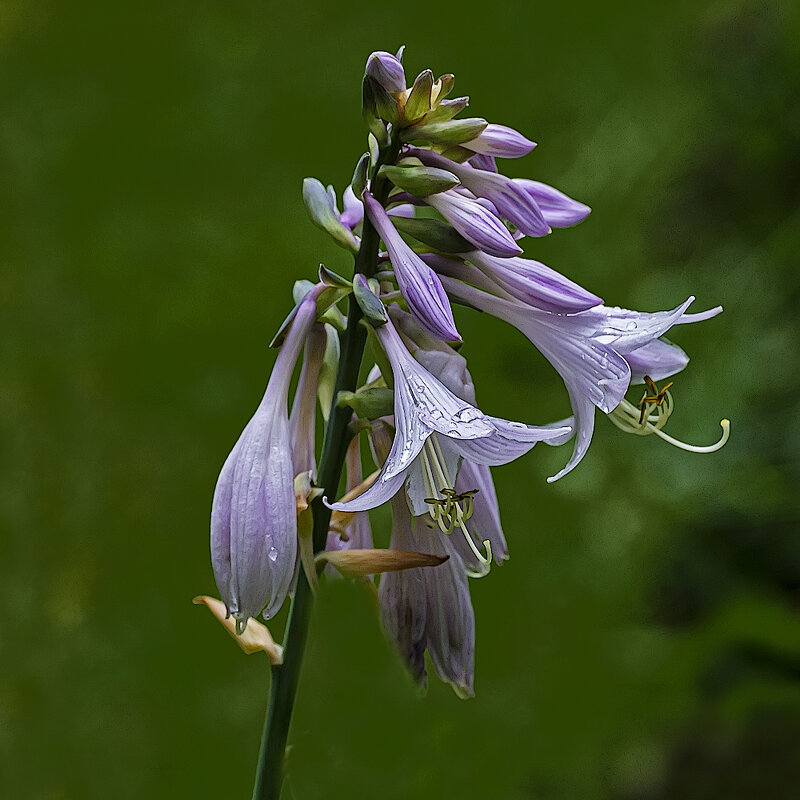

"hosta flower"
[365,191,460,342]
[372,419,476,695]
[327,310,568,569]
[210,290,321,631]
[440,275,721,481]
[462,123,537,159]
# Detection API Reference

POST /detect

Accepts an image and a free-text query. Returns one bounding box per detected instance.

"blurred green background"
[2,0,799,797]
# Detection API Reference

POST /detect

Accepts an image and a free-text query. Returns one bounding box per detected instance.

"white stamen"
[419,435,492,577]
[607,391,730,453]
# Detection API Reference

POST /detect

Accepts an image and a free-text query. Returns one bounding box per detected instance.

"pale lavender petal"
[391,305,477,404]
[425,190,522,258]
[365,191,460,342]
[462,123,536,158]
[211,292,320,625]
[450,460,508,568]
[515,179,591,228]
[339,185,364,229]
[378,321,495,463]
[365,50,406,93]
[675,305,723,324]
[546,390,597,482]
[468,250,602,313]
[404,435,462,516]
[469,153,497,172]
[325,463,408,513]
[421,528,475,697]
[625,338,689,384]
[451,417,572,465]
[380,497,428,686]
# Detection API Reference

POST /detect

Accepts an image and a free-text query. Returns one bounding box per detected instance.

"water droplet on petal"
[268,547,279,562]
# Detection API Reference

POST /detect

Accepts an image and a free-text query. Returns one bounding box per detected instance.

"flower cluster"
[209,48,728,694]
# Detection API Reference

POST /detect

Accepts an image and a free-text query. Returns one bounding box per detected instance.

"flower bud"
[365,50,406,94]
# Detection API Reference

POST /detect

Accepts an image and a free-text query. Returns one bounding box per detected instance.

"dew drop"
[268,546,279,562]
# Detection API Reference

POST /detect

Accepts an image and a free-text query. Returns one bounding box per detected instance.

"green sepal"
[404,69,433,123]
[437,144,476,163]
[337,387,394,420]
[362,79,389,145]
[433,74,455,101]
[424,96,469,124]
[351,152,370,198]
[302,178,359,254]
[318,264,352,290]
[353,274,388,326]
[399,117,488,146]
[390,216,471,253]
[364,75,401,125]
[379,164,460,196]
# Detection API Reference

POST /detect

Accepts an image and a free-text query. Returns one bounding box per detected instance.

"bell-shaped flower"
[462,123,537,159]
[210,291,321,631]
[411,149,549,237]
[514,179,591,228]
[440,275,721,481]
[327,311,569,515]
[379,469,476,696]
[364,191,460,342]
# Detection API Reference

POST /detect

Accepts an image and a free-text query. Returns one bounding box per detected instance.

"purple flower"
[514,179,591,228]
[379,481,475,696]
[462,123,536,159]
[365,50,406,94]
[463,250,602,313]
[411,149,550,237]
[210,290,321,630]
[365,191,460,342]
[440,276,720,481]
[424,189,522,257]
[328,312,568,576]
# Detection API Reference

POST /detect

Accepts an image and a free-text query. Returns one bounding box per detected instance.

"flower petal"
[468,250,602,313]
[462,123,536,158]
[365,192,460,342]
[514,179,591,228]
[425,190,522,258]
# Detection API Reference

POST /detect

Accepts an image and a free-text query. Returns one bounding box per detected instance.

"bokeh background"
[3,0,799,797]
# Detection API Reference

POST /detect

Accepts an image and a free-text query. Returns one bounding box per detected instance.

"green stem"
[251,140,399,800]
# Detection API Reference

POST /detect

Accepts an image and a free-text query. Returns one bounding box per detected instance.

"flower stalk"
[251,138,401,800]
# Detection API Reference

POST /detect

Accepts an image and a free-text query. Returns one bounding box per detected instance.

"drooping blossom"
[440,275,721,481]
[326,311,569,514]
[210,289,322,630]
